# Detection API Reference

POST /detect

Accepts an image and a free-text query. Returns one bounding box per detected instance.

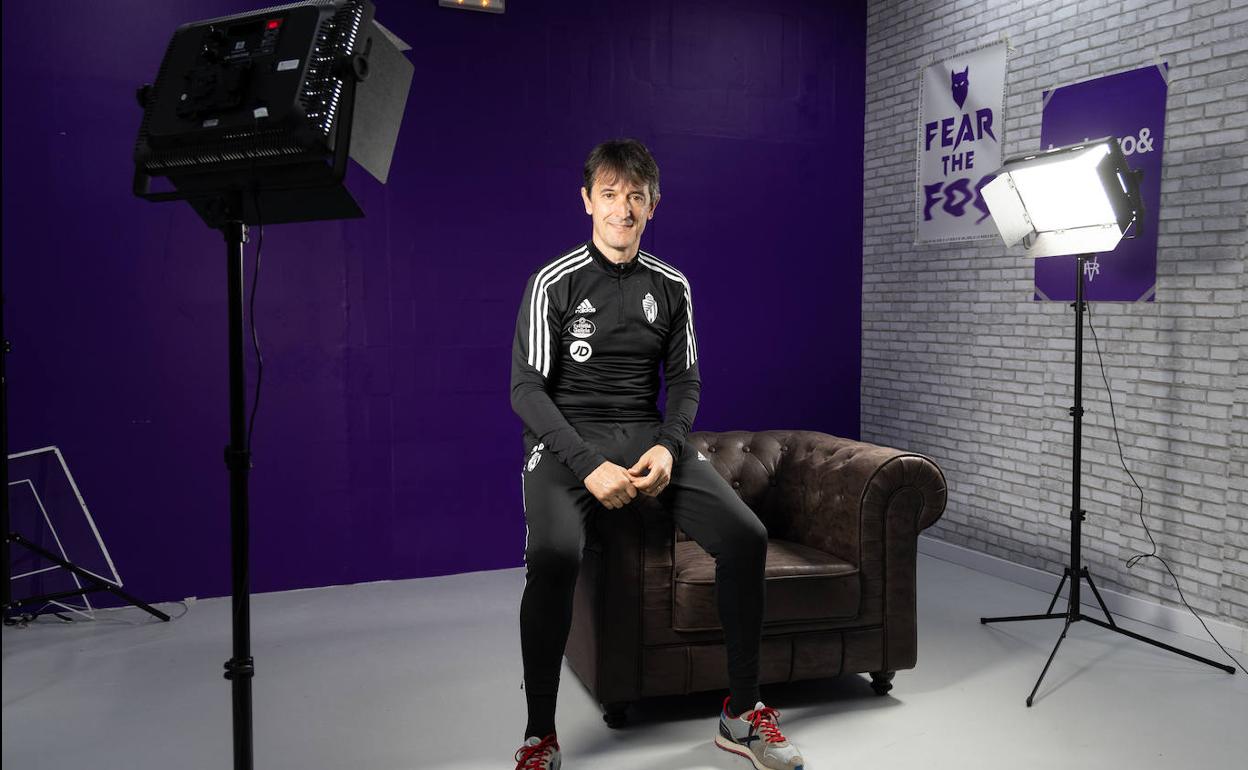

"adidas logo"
[575,299,597,314]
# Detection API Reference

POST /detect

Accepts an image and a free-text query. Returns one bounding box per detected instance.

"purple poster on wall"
[1034,64,1168,301]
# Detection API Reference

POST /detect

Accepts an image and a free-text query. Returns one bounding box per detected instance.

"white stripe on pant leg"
[521,470,529,563]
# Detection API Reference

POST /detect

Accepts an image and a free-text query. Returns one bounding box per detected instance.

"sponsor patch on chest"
[569,317,596,339]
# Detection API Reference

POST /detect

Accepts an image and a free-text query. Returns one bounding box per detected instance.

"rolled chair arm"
[774,438,947,566]
[766,433,947,672]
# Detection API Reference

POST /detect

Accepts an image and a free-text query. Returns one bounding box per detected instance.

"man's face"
[581,172,659,256]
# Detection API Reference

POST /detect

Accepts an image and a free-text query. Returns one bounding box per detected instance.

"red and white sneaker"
[514,733,561,770]
[714,697,805,770]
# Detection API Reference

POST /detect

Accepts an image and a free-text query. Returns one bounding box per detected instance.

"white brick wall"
[862,0,1248,633]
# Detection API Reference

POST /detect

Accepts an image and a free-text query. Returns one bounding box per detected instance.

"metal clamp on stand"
[224,657,256,681]
[223,447,253,472]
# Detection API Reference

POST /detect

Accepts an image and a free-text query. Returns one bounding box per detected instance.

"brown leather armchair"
[565,430,947,726]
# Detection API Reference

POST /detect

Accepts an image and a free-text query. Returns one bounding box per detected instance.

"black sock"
[524,690,557,739]
[728,691,759,718]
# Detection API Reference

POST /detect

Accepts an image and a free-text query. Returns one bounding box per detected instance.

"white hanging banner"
[915,41,1008,243]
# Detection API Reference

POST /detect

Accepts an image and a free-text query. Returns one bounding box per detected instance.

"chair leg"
[869,671,895,696]
[602,701,630,728]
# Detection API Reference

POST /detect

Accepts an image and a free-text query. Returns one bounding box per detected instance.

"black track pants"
[519,420,768,737]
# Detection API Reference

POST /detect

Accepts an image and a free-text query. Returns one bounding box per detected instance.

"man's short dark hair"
[583,138,660,201]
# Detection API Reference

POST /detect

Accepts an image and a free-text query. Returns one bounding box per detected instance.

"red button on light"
[266,19,282,30]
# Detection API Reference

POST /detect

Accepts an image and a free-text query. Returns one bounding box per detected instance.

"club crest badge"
[569,340,593,362]
[642,292,658,324]
[569,317,596,339]
[526,442,545,472]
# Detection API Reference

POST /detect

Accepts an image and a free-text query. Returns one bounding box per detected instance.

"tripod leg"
[981,567,1068,625]
[1044,569,1070,615]
[101,582,171,622]
[1082,616,1236,674]
[1078,571,1118,623]
[1081,569,1116,628]
[10,535,170,621]
[1026,617,1071,708]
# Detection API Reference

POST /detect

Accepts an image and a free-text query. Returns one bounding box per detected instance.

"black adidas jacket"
[510,240,701,481]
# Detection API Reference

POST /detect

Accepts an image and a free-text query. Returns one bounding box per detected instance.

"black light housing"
[133,0,412,228]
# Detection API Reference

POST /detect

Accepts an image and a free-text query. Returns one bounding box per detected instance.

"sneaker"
[514,733,561,770]
[714,697,805,770]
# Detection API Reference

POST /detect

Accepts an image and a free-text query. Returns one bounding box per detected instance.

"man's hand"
[627,445,674,498]
[584,461,639,509]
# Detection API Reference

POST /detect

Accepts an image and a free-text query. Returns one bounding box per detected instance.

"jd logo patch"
[570,340,593,362]
[569,317,596,339]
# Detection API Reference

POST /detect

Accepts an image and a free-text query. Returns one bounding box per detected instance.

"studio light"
[132,3,412,768]
[978,137,1234,706]
[981,137,1142,258]
[134,0,413,227]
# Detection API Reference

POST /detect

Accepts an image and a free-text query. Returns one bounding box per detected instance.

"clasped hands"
[584,445,673,509]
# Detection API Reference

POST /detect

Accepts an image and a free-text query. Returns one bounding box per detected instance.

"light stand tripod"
[134,105,358,770]
[980,253,1235,706]
[221,207,256,767]
[132,3,411,764]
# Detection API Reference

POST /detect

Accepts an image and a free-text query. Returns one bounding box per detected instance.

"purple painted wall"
[2,0,865,604]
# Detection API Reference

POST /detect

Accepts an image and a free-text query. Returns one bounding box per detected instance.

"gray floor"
[3,554,1246,770]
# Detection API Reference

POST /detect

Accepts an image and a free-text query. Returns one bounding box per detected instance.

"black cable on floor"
[1086,302,1243,673]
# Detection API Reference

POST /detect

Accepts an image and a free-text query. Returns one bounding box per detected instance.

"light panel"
[981,137,1142,258]
[1009,144,1116,233]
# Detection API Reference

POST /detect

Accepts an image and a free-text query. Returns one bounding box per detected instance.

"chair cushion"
[672,539,860,632]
